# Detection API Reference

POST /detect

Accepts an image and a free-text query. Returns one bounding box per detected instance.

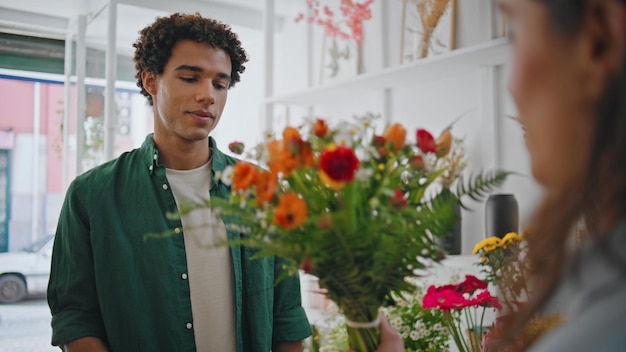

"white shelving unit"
[266,37,511,106]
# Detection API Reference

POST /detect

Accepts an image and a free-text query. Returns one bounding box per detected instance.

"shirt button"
[181,273,188,280]
[174,227,181,234]
[162,184,168,190]
[153,154,158,160]
[148,165,153,171]
[186,323,193,330]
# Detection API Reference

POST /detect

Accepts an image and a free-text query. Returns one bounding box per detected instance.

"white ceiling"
[0,0,302,56]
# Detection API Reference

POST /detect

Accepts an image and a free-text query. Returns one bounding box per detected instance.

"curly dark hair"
[133,12,249,106]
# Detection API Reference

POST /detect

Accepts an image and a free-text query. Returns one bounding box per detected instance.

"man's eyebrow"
[174,65,203,73]
[217,72,232,82]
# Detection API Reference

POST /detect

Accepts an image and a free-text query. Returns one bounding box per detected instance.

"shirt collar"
[141,134,233,181]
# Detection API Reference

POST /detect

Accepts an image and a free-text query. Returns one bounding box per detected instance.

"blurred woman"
[493,0,626,351]
[377,0,626,351]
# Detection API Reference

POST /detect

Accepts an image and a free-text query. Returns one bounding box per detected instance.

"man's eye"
[180,77,196,83]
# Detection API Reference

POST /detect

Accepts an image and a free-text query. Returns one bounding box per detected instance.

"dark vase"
[485,194,519,238]
[439,188,462,255]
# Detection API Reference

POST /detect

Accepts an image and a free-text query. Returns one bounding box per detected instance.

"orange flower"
[313,118,329,137]
[273,192,308,230]
[299,142,315,167]
[255,171,277,205]
[232,162,258,192]
[383,123,407,151]
[267,132,315,177]
[283,126,302,141]
[267,140,286,175]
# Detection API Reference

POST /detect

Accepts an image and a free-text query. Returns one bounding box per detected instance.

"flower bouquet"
[422,275,502,352]
[472,232,528,312]
[191,113,507,351]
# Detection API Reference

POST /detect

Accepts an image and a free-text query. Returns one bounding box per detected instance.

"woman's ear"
[141,70,157,97]
[580,0,626,97]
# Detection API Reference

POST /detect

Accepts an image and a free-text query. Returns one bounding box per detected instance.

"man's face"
[143,39,232,144]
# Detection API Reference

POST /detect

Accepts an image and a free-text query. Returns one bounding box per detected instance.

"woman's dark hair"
[500,0,626,347]
[133,12,249,106]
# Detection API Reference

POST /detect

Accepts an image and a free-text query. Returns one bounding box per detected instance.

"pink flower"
[471,291,502,310]
[323,5,334,17]
[422,285,472,312]
[459,275,488,295]
[228,141,245,155]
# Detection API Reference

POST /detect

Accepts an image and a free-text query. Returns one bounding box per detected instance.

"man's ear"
[580,0,626,97]
[141,70,157,97]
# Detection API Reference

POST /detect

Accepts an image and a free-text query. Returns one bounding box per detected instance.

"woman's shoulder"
[529,283,626,352]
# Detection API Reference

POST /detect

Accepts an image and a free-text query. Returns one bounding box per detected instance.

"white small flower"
[433,323,442,331]
[442,327,450,335]
[220,165,234,186]
[390,317,403,330]
[409,330,420,341]
[355,168,373,182]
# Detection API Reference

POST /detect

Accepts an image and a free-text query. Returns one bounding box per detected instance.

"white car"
[0,235,54,304]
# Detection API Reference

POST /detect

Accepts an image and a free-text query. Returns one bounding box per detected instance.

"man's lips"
[189,110,214,119]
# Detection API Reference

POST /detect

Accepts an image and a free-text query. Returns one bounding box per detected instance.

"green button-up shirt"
[48,135,311,351]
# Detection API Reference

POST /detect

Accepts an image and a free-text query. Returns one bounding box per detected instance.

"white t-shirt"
[166,158,236,352]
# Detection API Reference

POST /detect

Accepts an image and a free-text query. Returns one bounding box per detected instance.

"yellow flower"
[501,232,523,247]
[472,236,501,254]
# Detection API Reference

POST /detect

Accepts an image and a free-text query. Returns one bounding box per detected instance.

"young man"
[47,13,311,352]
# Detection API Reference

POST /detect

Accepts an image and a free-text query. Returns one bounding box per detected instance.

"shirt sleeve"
[47,180,108,347]
[271,256,313,343]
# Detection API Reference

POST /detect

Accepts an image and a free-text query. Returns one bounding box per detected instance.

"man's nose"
[196,82,216,104]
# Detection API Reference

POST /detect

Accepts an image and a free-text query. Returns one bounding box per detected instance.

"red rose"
[409,155,426,170]
[319,146,360,182]
[313,118,329,137]
[416,128,437,154]
[389,189,408,209]
[300,258,314,274]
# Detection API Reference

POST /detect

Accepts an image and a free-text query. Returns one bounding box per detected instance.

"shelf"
[266,38,512,106]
